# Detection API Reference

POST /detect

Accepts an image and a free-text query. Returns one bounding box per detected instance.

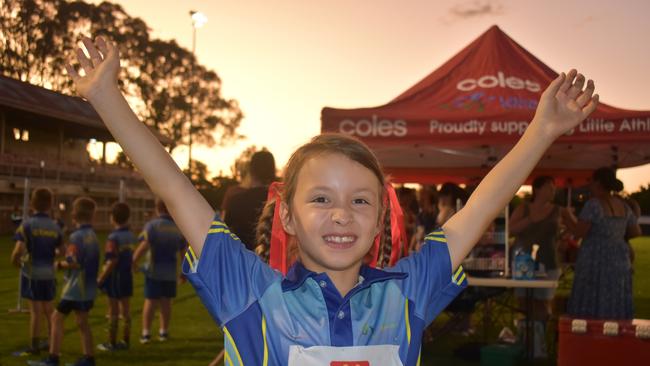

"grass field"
[1,234,648,366]
[0,232,222,366]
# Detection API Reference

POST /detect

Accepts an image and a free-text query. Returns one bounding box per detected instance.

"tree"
[0,0,70,87]
[0,0,243,154]
[630,184,650,216]
[183,159,212,189]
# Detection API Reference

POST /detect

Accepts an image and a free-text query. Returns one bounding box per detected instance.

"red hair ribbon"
[369,182,408,267]
[267,181,288,274]
[387,182,408,265]
[267,181,408,275]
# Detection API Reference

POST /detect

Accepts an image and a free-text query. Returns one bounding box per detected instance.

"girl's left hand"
[532,69,599,140]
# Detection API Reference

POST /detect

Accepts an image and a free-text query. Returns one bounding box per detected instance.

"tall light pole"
[188,10,207,170]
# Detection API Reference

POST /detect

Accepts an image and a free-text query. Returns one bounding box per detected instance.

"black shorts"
[144,277,176,299]
[101,273,133,299]
[56,299,94,315]
[20,276,56,301]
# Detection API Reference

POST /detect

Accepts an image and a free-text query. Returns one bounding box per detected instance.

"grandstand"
[0,75,172,234]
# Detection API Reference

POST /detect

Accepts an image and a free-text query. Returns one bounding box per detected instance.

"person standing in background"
[509,176,571,358]
[29,197,99,366]
[566,167,641,319]
[223,150,276,251]
[133,199,187,343]
[11,188,63,356]
[437,183,468,225]
[96,202,136,351]
[410,185,439,252]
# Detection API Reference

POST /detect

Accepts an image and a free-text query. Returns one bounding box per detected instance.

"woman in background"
[566,167,641,319]
[510,176,570,357]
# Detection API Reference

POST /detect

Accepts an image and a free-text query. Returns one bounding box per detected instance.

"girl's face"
[281,153,382,274]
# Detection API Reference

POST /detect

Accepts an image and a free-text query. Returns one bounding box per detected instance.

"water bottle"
[512,247,534,280]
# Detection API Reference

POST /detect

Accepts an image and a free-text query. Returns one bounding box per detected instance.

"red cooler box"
[558,316,650,365]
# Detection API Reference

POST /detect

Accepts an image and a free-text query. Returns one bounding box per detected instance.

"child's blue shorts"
[20,275,56,301]
[144,277,176,299]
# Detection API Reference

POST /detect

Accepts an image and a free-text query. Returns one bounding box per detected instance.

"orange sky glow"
[87,0,650,192]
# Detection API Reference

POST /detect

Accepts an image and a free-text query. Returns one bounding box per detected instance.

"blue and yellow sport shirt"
[14,212,63,280]
[104,226,136,286]
[62,225,100,301]
[139,215,186,282]
[183,215,467,366]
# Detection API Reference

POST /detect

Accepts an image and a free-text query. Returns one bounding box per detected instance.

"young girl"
[65,36,598,365]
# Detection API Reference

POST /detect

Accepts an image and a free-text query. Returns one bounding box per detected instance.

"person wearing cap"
[566,167,642,319]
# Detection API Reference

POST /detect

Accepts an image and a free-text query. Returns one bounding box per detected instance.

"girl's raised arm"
[66,36,213,257]
[443,70,598,270]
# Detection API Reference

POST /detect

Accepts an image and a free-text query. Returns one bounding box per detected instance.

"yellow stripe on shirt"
[453,266,466,285]
[405,298,411,345]
[187,245,197,262]
[223,326,244,366]
[424,230,446,243]
[262,316,268,366]
[452,265,464,282]
[456,272,466,286]
[424,236,447,243]
[184,252,195,272]
[208,228,232,235]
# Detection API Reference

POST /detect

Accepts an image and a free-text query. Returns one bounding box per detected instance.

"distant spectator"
[11,204,23,227]
[509,176,572,358]
[133,199,187,344]
[34,196,100,366]
[220,157,251,217]
[96,202,137,351]
[410,185,438,252]
[623,196,641,267]
[437,183,468,225]
[437,183,472,336]
[566,167,642,319]
[396,187,419,246]
[11,188,63,356]
[223,150,276,251]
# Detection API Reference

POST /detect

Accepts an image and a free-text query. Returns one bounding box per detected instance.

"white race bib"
[288,344,403,366]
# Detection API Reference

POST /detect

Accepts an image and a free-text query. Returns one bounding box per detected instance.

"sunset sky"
[87,0,650,191]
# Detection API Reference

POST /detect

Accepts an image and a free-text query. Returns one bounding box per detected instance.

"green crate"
[480,343,523,366]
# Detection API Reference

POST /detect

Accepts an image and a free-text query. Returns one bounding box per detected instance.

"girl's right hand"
[65,36,120,101]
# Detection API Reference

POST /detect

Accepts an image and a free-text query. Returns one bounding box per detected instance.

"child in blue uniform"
[12,188,63,356]
[29,197,100,366]
[97,202,136,351]
[65,36,599,365]
[133,199,186,343]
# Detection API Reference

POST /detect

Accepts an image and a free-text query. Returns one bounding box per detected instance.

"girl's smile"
[322,233,358,249]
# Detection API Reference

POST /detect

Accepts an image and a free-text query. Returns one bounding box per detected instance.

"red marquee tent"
[321,25,650,185]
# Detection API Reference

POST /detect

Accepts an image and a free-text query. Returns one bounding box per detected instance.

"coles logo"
[456,71,541,93]
[339,115,407,137]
